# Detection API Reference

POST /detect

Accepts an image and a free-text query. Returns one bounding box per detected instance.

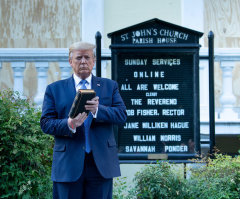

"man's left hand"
[85,96,99,115]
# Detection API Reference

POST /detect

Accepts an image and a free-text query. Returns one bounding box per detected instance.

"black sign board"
[108,18,203,160]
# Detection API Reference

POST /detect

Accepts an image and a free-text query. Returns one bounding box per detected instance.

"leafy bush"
[187,154,240,199]
[114,144,240,199]
[113,177,129,199]
[0,90,53,199]
[130,162,188,199]
[113,154,240,199]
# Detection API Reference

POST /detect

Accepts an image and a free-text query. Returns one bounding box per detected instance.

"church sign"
[108,18,203,160]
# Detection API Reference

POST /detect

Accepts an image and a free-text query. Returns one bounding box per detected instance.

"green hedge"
[0,90,53,199]
[114,154,240,199]
[132,162,188,199]
[187,154,240,199]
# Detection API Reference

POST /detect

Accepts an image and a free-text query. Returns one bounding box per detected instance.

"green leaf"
[0,90,53,198]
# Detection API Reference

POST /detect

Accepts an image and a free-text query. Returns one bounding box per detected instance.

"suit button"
[83,146,85,150]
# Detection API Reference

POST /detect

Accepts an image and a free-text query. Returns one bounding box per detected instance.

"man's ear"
[69,58,73,66]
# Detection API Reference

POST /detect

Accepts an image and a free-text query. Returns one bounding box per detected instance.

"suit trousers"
[53,152,113,199]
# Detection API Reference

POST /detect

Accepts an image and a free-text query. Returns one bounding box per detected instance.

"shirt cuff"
[68,123,76,133]
[91,107,98,118]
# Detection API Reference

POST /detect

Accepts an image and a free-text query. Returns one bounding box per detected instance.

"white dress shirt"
[73,73,92,90]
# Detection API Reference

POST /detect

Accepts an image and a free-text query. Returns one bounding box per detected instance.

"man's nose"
[81,57,87,63]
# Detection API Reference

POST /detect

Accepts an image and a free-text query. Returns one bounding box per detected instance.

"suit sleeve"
[96,81,127,124]
[40,85,73,137]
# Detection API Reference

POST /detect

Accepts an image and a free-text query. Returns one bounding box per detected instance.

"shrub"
[131,161,188,199]
[113,154,240,199]
[113,177,129,199]
[187,154,240,199]
[0,90,53,199]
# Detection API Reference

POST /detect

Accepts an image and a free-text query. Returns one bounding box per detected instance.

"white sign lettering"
[126,109,134,116]
[132,38,153,44]
[133,71,165,78]
[120,28,190,44]
[147,98,177,105]
[125,145,156,152]
[170,122,189,129]
[146,92,158,97]
[124,122,139,129]
[153,84,179,90]
[121,84,132,90]
[131,99,142,105]
[142,122,168,129]
[133,135,156,142]
[125,59,147,65]
[152,58,180,66]
[160,135,181,142]
[162,109,185,116]
[137,84,148,90]
[165,145,188,152]
[136,109,159,116]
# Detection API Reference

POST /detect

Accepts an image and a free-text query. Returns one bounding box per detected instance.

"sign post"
[108,18,203,160]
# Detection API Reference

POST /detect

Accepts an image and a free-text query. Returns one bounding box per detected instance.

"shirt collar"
[73,73,92,87]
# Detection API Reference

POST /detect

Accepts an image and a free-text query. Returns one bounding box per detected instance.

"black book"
[69,89,96,118]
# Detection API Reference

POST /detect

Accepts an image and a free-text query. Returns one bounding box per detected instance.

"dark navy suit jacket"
[40,75,127,182]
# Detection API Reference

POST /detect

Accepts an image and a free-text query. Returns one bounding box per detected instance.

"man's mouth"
[79,67,89,71]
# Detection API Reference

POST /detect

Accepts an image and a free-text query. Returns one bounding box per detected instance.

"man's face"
[69,49,95,79]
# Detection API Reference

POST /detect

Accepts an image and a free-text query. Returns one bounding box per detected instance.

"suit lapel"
[91,75,101,97]
[65,75,76,104]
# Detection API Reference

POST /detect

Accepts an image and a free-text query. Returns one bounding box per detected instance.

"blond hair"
[69,41,96,58]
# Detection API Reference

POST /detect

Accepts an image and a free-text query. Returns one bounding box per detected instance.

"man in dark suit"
[40,41,127,199]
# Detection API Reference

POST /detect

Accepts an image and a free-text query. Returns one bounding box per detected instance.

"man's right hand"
[68,112,88,129]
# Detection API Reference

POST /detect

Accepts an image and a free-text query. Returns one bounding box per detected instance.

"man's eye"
[75,56,91,61]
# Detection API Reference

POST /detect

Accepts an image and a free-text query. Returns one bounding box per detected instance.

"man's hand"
[85,96,99,115]
[68,112,88,129]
